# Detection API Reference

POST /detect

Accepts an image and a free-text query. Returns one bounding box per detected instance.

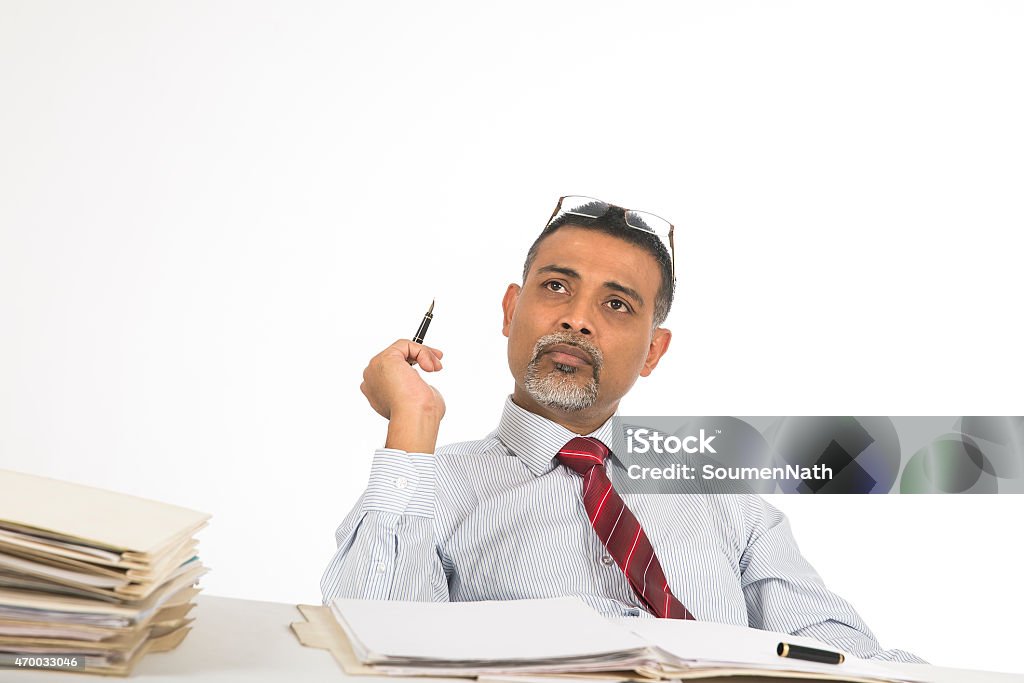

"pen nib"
[427,299,435,315]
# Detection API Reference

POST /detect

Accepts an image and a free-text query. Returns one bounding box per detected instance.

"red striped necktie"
[557,436,695,620]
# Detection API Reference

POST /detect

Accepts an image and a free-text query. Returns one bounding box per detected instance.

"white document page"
[331,596,649,664]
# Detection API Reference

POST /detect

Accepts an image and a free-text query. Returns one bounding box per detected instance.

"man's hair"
[521,209,675,328]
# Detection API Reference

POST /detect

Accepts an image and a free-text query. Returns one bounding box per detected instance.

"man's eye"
[607,299,632,313]
[544,281,566,293]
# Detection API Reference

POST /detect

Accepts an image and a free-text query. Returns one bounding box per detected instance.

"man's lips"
[543,343,593,367]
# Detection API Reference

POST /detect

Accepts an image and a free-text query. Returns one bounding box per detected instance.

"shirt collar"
[496,395,619,477]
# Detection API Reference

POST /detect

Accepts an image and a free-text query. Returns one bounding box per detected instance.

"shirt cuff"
[361,448,436,518]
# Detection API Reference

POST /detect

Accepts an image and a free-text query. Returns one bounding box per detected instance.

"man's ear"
[501,283,521,337]
[639,327,672,377]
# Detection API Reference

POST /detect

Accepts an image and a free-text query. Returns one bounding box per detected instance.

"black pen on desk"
[408,299,435,366]
[777,642,845,665]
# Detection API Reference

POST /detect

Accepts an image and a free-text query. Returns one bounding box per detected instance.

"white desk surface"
[2,595,1021,682]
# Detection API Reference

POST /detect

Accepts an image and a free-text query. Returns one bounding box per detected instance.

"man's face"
[502,226,671,423]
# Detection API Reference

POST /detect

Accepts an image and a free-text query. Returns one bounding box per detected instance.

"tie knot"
[556,436,610,475]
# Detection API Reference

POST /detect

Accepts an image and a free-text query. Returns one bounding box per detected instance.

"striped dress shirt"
[321,397,925,663]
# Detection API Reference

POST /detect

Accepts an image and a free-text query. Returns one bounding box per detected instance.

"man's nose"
[559,302,594,336]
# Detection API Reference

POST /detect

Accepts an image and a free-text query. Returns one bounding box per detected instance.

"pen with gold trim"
[412,299,435,345]
[777,642,845,665]
[407,299,435,367]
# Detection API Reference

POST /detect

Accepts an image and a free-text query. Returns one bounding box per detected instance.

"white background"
[1,0,1022,673]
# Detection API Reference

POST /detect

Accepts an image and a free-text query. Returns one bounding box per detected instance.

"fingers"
[389,339,444,372]
[414,345,444,371]
[413,345,443,372]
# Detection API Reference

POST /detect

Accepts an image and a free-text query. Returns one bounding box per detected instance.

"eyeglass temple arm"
[544,196,567,227]
[669,225,676,280]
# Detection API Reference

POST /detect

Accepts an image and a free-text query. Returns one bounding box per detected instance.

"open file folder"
[292,596,964,683]
[0,469,210,675]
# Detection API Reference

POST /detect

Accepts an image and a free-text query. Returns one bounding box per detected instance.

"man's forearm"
[321,509,447,602]
[321,449,448,604]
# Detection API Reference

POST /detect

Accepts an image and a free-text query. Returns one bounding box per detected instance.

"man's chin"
[538,367,589,387]
[532,393,590,413]
[523,375,599,413]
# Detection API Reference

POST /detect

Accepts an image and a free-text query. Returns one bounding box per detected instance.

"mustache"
[530,332,604,373]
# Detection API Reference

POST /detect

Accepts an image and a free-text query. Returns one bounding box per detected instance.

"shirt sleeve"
[320,448,450,604]
[738,496,927,664]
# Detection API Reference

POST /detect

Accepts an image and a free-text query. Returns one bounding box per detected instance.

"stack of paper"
[0,469,209,675]
[318,596,938,683]
[332,596,654,675]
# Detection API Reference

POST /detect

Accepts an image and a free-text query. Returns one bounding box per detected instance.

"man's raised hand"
[360,339,446,453]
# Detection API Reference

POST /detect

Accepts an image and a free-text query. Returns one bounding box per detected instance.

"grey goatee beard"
[523,332,604,412]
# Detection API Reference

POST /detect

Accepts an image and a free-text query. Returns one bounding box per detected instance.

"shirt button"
[394,477,408,489]
[376,562,387,573]
[601,555,614,566]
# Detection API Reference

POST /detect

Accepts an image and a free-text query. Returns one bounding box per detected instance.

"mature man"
[321,196,923,663]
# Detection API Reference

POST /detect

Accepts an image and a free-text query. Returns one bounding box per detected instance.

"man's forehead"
[528,227,661,291]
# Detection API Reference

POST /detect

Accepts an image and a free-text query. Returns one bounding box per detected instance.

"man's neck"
[510,387,618,435]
